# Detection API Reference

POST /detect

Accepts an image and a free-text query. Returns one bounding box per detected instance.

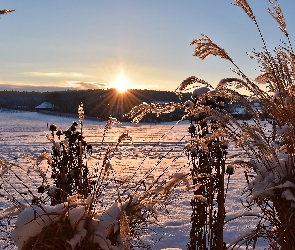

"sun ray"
[81,88,150,121]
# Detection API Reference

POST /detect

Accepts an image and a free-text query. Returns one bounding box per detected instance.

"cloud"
[63,81,107,89]
[0,80,107,92]
[0,83,64,92]
[24,72,88,78]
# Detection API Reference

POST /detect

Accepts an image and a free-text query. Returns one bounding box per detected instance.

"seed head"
[232,0,255,21]
[190,34,232,62]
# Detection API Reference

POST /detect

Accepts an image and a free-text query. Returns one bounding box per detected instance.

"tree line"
[0,89,191,121]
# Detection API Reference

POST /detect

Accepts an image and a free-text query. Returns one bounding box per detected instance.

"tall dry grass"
[127,0,295,248]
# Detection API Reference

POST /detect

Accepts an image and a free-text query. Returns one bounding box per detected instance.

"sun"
[111,70,129,93]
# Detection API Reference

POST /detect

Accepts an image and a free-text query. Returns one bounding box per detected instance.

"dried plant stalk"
[268,0,288,37]
[232,0,255,20]
[190,34,232,62]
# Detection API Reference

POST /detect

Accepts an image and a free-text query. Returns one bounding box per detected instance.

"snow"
[35,102,54,109]
[11,204,66,249]
[67,205,88,249]
[0,109,269,249]
[184,100,194,109]
[192,87,210,98]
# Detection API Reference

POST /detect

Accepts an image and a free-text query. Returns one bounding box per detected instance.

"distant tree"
[46,92,62,110]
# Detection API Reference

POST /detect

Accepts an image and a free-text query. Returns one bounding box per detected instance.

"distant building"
[228,99,265,119]
[230,103,248,119]
[250,100,264,113]
[35,102,55,110]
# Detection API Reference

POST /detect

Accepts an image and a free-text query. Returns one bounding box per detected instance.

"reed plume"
[190,34,232,62]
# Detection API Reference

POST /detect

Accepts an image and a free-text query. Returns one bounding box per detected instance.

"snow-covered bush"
[0,105,190,249]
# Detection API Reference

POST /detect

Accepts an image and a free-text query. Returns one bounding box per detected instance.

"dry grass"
[0,111,190,249]
[3,0,295,248]
[22,219,75,250]
[186,1,295,248]
[127,0,295,248]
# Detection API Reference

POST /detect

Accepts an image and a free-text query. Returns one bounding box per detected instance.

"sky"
[0,1,295,93]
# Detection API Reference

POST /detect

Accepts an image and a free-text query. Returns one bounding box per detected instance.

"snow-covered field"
[0,109,267,249]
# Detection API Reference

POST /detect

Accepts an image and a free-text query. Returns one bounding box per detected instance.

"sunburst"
[110,70,129,93]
